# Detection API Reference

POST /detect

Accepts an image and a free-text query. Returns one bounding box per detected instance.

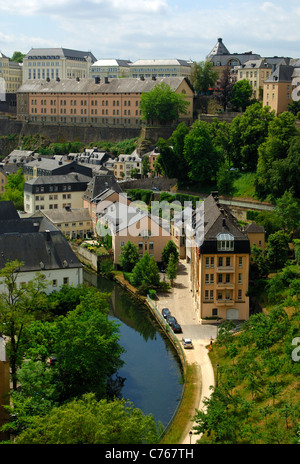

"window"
[217,233,234,251]
[205,274,209,284]
[63,277,69,285]
[226,257,230,267]
[149,242,154,250]
[238,273,242,284]
[226,274,230,283]
[239,257,243,268]
[210,274,214,284]
[238,289,242,300]
[218,274,223,283]
[210,290,214,300]
[205,257,209,268]
[52,279,57,287]
[211,257,214,268]
[212,308,218,316]
[205,290,209,300]
[218,257,223,267]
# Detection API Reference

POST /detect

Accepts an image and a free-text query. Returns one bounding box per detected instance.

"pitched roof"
[0,231,82,272]
[207,38,230,58]
[25,47,97,63]
[83,174,123,202]
[0,201,20,220]
[265,64,295,83]
[17,77,189,94]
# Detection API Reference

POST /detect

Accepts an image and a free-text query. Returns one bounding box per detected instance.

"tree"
[183,120,222,183]
[52,289,124,402]
[161,240,179,268]
[130,253,160,293]
[217,66,234,111]
[140,82,189,125]
[142,154,151,177]
[15,393,161,444]
[0,168,25,210]
[0,260,49,390]
[11,51,25,63]
[229,103,275,171]
[255,112,298,199]
[266,230,290,270]
[119,241,139,272]
[230,79,253,112]
[190,61,218,95]
[166,253,178,286]
[216,160,234,195]
[274,190,300,234]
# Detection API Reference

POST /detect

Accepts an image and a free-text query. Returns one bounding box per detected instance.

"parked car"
[162,308,171,319]
[182,338,193,349]
[152,186,160,191]
[166,315,177,326]
[170,322,182,333]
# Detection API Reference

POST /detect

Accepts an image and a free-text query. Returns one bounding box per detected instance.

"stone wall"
[120,177,178,192]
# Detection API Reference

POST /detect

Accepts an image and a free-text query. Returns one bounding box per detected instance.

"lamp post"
[189,430,193,445]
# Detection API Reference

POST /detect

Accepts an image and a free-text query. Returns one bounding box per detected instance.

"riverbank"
[113,259,217,445]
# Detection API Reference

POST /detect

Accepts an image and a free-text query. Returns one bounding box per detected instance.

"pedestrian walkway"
[156,260,217,444]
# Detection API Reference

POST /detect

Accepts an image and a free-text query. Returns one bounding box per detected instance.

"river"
[83,269,183,427]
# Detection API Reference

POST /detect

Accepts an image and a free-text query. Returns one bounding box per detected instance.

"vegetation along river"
[83,269,183,427]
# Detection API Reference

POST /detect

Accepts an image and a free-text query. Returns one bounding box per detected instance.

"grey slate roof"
[0,201,20,220]
[193,193,250,254]
[207,38,230,57]
[0,231,82,272]
[41,208,92,224]
[83,174,123,202]
[265,64,295,83]
[25,47,97,63]
[17,77,188,94]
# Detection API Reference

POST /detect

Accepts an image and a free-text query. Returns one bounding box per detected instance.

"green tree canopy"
[190,61,218,95]
[119,241,139,272]
[15,393,161,444]
[183,120,222,183]
[140,82,189,125]
[161,240,179,267]
[230,79,254,112]
[130,253,160,293]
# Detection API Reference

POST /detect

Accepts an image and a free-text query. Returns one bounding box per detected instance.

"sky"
[0,0,299,62]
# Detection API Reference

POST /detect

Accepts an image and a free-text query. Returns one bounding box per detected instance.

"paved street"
[156,260,218,444]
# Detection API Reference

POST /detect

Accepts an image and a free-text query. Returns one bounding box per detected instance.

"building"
[263,64,296,114]
[233,59,272,100]
[206,38,261,83]
[96,200,170,267]
[244,222,265,251]
[129,59,192,79]
[16,76,194,127]
[90,59,131,79]
[0,201,83,294]
[23,157,92,181]
[82,173,123,233]
[39,206,93,239]
[0,164,20,194]
[113,151,142,180]
[187,193,250,322]
[0,51,22,93]
[22,48,97,83]
[24,172,92,214]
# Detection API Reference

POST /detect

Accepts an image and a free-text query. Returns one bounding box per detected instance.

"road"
[156,260,218,445]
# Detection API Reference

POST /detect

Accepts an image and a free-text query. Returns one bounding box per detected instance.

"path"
[156,260,217,445]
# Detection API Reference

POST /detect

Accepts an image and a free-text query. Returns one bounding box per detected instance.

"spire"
[207,38,230,58]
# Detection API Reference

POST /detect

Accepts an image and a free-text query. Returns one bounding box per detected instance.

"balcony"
[216,283,234,289]
[216,266,234,273]
[216,298,235,307]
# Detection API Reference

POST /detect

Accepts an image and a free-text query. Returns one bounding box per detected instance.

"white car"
[182,338,193,349]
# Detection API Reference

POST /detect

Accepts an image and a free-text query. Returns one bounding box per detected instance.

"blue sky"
[0,0,299,61]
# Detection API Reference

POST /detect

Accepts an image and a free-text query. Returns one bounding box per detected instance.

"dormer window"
[217,233,234,251]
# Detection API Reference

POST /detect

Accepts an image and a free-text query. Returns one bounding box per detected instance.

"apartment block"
[185,193,250,322]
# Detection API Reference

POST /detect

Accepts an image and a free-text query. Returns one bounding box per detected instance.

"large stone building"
[129,59,192,79]
[206,38,261,81]
[263,63,299,115]
[16,76,194,127]
[22,48,97,83]
[0,51,22,93]
[233,59,273,100]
